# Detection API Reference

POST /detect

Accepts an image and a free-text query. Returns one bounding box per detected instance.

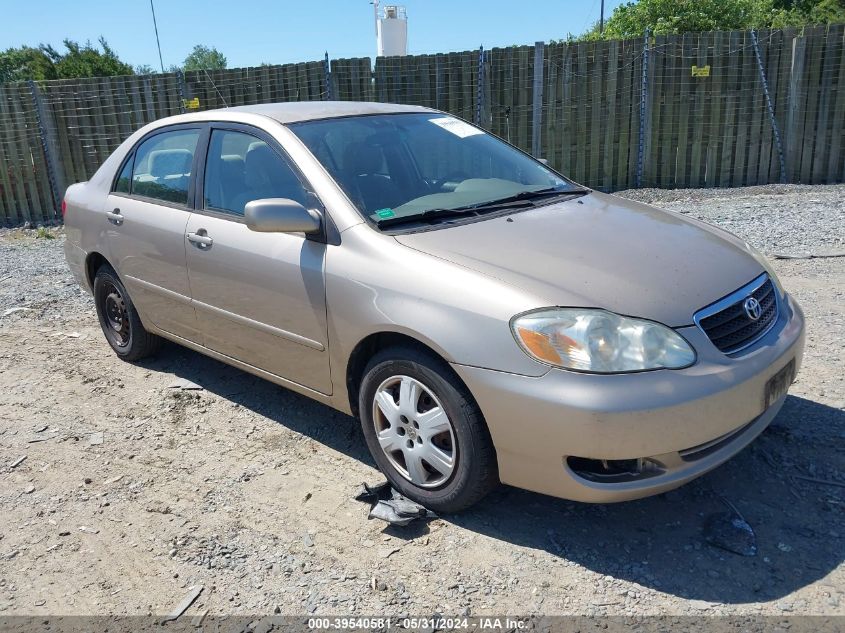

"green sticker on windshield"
[376,208,395,218]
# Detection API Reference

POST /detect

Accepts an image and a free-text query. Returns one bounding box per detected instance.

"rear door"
[105,125,203,342]
[184,124,331,394]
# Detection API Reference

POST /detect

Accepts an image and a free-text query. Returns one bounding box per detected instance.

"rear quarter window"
[113,154,133,194]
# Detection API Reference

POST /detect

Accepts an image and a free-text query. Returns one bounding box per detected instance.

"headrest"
[219,154,244,177]
[248,141,268,153]
[221,154,245,166]
[343,141,382,175]
[148,149,192,178]
[244,144,279,189]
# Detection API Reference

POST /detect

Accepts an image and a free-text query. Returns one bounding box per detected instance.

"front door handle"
[105,208,123,225]
[187,230,213,249]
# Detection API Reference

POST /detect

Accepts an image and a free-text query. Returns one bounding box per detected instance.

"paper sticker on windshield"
[376,208,395,218]
[429,117,484,138]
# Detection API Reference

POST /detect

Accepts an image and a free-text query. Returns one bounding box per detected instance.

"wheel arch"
[345,330,475,418]
[85,251,115,289]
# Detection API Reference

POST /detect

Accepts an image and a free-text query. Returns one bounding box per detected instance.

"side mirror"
[244,198,321,234]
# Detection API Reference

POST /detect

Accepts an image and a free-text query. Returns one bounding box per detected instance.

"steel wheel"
[93,266,162,361]
[371,375,457,488]
[99,280,130,348]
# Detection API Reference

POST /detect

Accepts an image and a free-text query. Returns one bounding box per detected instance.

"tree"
[42,37,133,79]
[580,0,845,40]
[135,64,156,75]
[599,0,758,38]
[0,37,133,83]
[765,0,845,27]
[182,45,227,71]
[0,46,55,83]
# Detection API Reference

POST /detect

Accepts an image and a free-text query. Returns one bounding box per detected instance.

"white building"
[375,2,408,57]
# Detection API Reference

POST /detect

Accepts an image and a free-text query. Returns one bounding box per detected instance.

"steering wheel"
[436,171,471,192]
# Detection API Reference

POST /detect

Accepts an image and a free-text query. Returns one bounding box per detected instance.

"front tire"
[358,347,498,513]
[93,265,162,361]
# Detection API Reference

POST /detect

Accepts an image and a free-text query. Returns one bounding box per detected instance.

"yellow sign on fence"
[691,65,711,77]
[182,97,201,110]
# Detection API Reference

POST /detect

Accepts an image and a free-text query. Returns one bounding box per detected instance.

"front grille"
[697,276,778,354]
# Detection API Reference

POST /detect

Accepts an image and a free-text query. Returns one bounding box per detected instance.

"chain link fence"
[1,24,843,225]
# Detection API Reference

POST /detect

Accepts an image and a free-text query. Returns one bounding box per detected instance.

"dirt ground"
[0,185,843,619]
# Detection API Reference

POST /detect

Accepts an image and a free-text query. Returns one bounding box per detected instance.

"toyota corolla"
[63,102,805,512]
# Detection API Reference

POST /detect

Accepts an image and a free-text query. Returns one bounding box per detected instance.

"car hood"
[394,191,765,327]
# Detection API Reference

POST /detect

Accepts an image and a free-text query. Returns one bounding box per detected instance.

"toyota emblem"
[743,296,762,321]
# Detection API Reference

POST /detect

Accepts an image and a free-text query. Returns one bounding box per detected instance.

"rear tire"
[93,265,162,361]
[358,346,498,513]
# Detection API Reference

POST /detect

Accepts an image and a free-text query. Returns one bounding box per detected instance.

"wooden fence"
[1,25,843,225]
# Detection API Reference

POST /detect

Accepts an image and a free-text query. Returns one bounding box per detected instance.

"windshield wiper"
[465,186,590,209]
[375,187,591,229]
[376,207,479,229]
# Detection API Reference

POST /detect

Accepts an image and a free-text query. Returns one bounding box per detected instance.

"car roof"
[182,101,438,125]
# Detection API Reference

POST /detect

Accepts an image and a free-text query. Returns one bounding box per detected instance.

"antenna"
[149,0,165,73]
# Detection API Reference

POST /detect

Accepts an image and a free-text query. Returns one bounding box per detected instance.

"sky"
[2,0,627,70]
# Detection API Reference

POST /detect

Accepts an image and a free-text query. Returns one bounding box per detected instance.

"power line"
[600,0,606,35]
[150,0,166,73]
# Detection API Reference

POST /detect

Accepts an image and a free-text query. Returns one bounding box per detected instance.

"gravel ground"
[0,184,843,619]
[617,184,845,257]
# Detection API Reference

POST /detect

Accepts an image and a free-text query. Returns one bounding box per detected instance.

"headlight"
[511,309,696,373]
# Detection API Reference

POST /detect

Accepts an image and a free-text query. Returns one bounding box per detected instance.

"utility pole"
[599,0,605,35]
[150,0,165,73]
[372,0,380,36]
[371,0,380,57]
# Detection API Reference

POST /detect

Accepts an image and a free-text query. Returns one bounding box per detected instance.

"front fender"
[325,224,550,412]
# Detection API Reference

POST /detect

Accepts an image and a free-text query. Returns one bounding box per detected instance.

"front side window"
[203,129,308,217]
[130,129,200,205]
[290,113,579,228]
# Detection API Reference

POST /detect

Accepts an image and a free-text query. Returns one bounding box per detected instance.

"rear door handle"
[187,231,213,249]
[105,208,123,225]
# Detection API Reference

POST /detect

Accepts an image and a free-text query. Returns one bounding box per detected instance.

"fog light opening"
[567,456,665,483]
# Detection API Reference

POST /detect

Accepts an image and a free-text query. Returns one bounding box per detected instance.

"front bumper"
[452,293,805,503]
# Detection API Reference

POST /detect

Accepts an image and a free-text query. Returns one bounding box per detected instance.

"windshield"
[289,113,579,227]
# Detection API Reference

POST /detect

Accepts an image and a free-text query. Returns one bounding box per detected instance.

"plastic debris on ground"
[162,585,203,623]
[703,511,758,556]
[355,480,437,527]
[168,377,204,390]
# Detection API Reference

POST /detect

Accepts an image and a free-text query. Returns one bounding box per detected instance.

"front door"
[184,126,331,394]
[106,126,202,342]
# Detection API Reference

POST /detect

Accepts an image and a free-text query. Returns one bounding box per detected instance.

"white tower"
[374,2,408,57]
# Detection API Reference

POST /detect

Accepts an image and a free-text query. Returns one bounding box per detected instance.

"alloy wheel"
[371,375,457,488]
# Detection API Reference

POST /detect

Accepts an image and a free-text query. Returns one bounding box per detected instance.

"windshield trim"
[287,112,585,233]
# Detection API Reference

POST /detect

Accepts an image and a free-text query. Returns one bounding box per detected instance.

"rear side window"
[203,129,308,217]
[130,129,200,205]
[113,154,133,194]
